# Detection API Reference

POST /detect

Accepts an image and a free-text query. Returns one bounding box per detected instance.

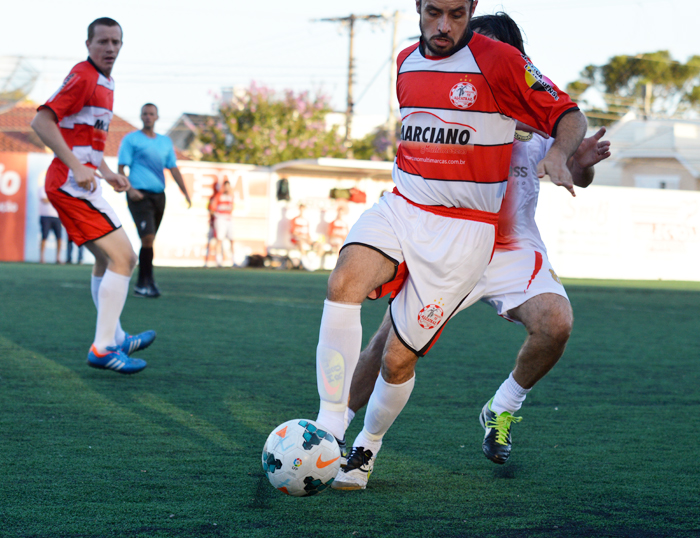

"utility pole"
[387,11,401,147]
[317,13,386,156]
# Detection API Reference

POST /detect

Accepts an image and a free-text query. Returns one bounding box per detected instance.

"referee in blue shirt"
[118,103,191,298]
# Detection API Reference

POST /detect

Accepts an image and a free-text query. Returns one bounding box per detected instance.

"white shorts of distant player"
[213,214,234,241]
[343,191,496,356]
[465,248,569,323]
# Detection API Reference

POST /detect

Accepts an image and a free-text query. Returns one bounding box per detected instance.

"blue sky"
[3,0,698,132]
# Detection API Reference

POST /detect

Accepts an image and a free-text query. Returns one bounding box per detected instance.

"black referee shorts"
[127,191,166,238]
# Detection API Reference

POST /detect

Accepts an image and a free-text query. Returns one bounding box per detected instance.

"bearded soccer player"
[31,18,155,374]
[332,12,611,490]
[307,0,588,488]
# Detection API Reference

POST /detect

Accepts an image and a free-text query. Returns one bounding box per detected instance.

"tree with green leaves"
[198,83,346,166]
[567,51,700,125]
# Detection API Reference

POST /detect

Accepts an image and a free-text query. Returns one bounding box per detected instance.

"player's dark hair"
[87,18,122,42]
[142,103,158,112]
[469,12,525,55]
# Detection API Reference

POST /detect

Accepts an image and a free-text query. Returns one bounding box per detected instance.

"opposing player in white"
[333,12,611,489]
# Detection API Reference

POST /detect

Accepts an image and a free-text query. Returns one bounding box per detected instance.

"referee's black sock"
[138,247,154,287]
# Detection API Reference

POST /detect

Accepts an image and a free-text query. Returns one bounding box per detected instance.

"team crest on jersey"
[549,269,562,285]
[417,304,444,330]
[522,54,559,101]
[449,82,478,109]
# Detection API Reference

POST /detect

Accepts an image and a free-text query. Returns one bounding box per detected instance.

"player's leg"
[39,217,49,263]
[333,327,418,490]
[83,229,147,373]
[315,244,396,442]
[478,250,571,463]
[52,220,63,264]
[147,192,166,290]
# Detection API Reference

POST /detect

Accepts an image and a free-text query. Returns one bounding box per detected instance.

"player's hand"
[72,165,101,193]
[102,171,130,193]
[573,127,611,169]
[127,188,144,201]
[537,147,576,197]
[515,121,549,139]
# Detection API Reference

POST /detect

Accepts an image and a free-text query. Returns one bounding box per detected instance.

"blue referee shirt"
[118,131,177,193]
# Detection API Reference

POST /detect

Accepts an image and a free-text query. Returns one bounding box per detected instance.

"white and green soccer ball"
[262,419,341,497]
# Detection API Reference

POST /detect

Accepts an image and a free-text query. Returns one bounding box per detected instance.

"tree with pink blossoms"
[198,83,346,166]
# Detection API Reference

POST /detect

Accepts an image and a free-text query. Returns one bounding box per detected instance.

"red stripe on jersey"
[60,124,107,151]
[86,83,114,110]
[398,71,497,113]
[393,188,499,225]
[397,142,510,183]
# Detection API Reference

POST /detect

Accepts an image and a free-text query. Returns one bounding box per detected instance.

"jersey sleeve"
[39,68,96,123]
[164,139,177,169]
[118,133,134,167]
[474,38,579,137]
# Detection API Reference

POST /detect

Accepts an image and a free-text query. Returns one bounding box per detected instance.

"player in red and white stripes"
[31,18,154,374]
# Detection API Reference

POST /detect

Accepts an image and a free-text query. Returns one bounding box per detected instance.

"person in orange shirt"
[290,204,312,254]
[208,180,235,267]
[327,205,349,254]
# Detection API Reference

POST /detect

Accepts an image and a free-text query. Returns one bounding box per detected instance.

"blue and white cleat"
[87,345,147,374]
[120,331,156,356]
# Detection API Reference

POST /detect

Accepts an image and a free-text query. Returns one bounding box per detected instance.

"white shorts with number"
[464,248,568,323]
[213,215,234,241]
[343,192,496,356]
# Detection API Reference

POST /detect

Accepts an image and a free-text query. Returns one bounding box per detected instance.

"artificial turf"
[0,263,698,538]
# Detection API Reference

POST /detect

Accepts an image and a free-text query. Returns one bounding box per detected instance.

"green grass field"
[1,263,699,538]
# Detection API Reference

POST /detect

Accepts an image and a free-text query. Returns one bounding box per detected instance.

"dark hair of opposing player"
[87,17,122,42]
[142,103,158,112]
[469,12,526,55]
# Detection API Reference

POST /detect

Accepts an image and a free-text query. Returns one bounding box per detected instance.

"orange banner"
[0,153,28,261]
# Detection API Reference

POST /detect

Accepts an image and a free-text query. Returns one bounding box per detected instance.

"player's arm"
[568,127,611,188]
[118,165,144,201]
[98,160,130,193]
[536,110,588,197]
[170,167,192,208]
[31,108,101,193]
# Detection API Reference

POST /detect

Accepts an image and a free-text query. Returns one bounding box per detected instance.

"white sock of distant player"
[92,270,130,353]
[315,299,362,440]
[91,274,126,346]
[353,374,415,455]
[490,372,531,415]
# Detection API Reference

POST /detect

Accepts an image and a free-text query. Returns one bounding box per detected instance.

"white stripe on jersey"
[393,167,507,211]
[59,106,113,130]
[399,44,480,74]
[67,145,105,167]
[400,107,516,147]
[96,73,114,90]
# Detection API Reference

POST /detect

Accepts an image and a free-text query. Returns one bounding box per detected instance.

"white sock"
[93,270,130,353]
[490,372,531,415]
[315,299,362,440]
[353,374,416,455]
[344,408,356,433]
[91,274,126,346]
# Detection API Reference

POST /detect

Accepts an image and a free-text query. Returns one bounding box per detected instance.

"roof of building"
[0,101,188,159]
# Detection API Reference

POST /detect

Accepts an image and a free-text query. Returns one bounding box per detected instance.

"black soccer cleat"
[331,446,375,490]
[479,399,522,464]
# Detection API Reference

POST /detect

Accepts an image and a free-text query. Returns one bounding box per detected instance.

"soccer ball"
[262,419,341,497]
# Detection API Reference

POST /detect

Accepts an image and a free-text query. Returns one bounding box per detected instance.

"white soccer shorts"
[467,248,569,323]
[343,192,496,356]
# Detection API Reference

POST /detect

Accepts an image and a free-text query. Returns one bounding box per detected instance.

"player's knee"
[327,266,363,302]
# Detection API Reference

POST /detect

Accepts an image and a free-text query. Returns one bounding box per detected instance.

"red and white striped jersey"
[39,59,114,180]
[210,192,234,216]
[394,33,578,214]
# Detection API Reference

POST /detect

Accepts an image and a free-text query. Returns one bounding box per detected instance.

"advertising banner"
[0,152,28,262]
